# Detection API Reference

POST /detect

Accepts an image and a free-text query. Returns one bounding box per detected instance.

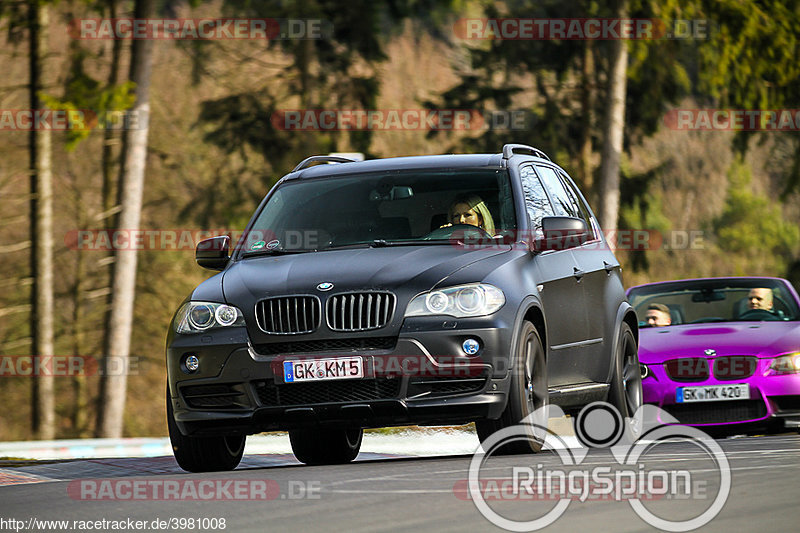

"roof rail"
[502,143,551,161]
[292,155,357,172]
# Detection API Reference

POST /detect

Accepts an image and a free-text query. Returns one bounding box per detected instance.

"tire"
[476,321,548,454]
[289,427,363,465]
[167,386,245,473]
[608,322,643,420]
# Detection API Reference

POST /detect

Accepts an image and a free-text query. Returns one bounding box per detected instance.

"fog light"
[184,354,200,373]
[640,363,649,379]
[462,338,480,356]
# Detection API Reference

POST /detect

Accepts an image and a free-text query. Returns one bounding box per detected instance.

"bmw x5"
[166,144,641,470]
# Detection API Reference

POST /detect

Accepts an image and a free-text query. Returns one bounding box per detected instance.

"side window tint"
[534,165,578,218]
[519,165,555,229]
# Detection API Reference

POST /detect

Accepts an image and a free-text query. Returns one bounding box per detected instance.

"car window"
[558,170,595,239]
[534,165,579,218]
[243,168,517,252]
[519,165,555,230]
[628,280,800,325]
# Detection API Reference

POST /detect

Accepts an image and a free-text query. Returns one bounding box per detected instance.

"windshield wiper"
[322,240,453,251]
[369,239,453,247]
[241,248,311,258]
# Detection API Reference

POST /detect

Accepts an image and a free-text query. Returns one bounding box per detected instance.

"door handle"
[573,267,585,282]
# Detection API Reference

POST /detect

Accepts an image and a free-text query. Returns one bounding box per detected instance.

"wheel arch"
[605,301,639,383]
[512,296,548,364]
[523,305,547,360]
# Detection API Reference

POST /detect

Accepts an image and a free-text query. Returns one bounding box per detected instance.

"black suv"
[166,144,641,471]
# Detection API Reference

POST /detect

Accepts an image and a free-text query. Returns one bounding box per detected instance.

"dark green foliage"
[713,158,799,266]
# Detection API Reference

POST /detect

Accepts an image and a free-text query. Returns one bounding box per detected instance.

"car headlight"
[405,284,505,318]
[766,353,800,375]
[174,302,245,333]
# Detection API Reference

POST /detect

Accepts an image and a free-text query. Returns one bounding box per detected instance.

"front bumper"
[641,358,800,429]
[167,318,514,436]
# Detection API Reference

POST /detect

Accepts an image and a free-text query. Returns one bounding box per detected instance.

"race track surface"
[1,433,798,532]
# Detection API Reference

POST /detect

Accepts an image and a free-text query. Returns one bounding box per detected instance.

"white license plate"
[283,357,363,383]
[676,384,750,403]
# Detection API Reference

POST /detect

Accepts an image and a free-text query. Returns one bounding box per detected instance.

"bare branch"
[0,241,31,253]
[0,304,31,318]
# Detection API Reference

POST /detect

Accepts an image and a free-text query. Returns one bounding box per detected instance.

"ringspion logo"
[460,403,731,531]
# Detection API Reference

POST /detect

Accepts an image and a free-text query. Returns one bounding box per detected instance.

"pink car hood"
[638,321,800,363]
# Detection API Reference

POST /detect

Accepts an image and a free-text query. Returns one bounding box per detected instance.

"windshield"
[239,168,517,254]
[628,279,800,327]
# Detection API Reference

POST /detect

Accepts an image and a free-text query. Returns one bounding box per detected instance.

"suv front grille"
[256,296,321,334]
[253,337,397,355]
[255,378,400,406]
[326,292,395,332]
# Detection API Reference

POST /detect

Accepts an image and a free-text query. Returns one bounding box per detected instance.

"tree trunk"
[102,0,123,216]
[70,197,89,436]
[96,0,155,438]
[597,0,629,231]
[580,38,596,197]
[29,0,56,441]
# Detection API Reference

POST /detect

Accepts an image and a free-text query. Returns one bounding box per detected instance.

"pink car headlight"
[766,353,800,376]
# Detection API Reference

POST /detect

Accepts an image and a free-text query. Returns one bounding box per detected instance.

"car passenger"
[644,303,672,327]
[445,194,496,235]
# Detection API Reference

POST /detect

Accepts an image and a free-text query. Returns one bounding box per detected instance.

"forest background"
[1,0,799,440]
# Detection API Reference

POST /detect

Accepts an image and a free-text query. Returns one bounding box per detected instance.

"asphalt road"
[1,433,798,533]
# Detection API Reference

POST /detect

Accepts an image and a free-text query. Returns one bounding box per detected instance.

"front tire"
[167,386,245,473]
[476,321,548,454]
[289,427,363,465]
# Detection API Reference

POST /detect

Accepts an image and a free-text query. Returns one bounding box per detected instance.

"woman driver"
[447,194,496,235]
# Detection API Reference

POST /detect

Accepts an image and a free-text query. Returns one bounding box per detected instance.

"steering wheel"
[737,308,779,321]
[422,223,492,241]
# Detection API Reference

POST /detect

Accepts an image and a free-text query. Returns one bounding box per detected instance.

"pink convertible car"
[627,277,800,432]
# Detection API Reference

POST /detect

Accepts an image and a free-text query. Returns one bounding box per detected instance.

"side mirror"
[533,216,590,251]
[196,235,230,270]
